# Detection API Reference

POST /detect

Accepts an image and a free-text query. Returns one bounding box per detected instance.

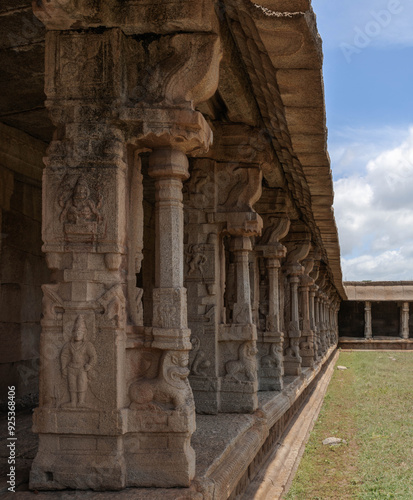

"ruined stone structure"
[0,0,346,496]
[339,282,413,349]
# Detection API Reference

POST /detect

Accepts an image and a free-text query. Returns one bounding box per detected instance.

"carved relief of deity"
[57,175,104,240]
[60,315,97,409]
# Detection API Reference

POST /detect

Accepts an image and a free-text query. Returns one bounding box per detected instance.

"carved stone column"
[219,227,262,413]
[213,161,263,413]
[314,290,321,360]
[30,26,132,491]
[256,216,290,391]
[31,0,221,490]
[299,255,315,368]
[284,239,311,376]
[400,302,409,339]
[364,301,373,339]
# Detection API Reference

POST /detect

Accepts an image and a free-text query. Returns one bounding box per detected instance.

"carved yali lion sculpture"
[225,341,258,382]
[129,351,193,411]
[260,343,283,377]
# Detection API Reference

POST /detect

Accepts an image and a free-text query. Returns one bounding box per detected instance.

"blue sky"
[312,0,413,280]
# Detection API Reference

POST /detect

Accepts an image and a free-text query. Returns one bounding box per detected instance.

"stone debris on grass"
[337,366,348,370]
[322,437,346,446]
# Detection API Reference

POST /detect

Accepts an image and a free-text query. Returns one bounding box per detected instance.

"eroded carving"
[285,338,302,362]
[42,284,64,322]
[60,315,97,408]
[59,175,103,225]
[218,165,262,211]
[189,336,211,377]
[98,284,126,328]
[260,343,283,377]
[185,244,207,277]
[225,341,258,382]
[129,351,193,411]
[57,174,104,243]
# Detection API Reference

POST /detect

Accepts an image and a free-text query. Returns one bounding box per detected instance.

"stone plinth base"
[190,376,220,415]
[30,435,126,490]
[220,379,258,413]
[339,337,413,350]
[9,347,336,499]
[301,354,315,368]
[259,376,283,392]
[30,408,196,490]
[283,359,301,376]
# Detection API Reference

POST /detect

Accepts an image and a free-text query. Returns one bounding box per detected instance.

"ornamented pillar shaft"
[364,301,373,339]
[284,239,311,376]
[232,237,253,324]
[299,254,316,368]
[400,302,409,339]
[213,161,263,413]
[255,215,290,391]
[314,291,321,359]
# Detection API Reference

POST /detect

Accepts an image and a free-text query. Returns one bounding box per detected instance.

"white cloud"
[333,126,413,280]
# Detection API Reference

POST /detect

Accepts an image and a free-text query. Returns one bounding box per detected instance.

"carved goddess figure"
[59,176,102,224]
[60,315,97,408]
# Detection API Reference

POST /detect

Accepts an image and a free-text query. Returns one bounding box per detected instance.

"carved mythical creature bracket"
[129,351,193,411]
[225,341,258,383]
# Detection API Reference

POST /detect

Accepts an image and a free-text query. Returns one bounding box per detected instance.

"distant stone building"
[0,0,346,496]
[339,281,413,349]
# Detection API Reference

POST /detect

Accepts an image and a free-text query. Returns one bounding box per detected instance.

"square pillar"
[364,301,373,339]
[400,302,409,339]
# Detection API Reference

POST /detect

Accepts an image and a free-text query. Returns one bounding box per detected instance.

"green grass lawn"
[286,351,413,500]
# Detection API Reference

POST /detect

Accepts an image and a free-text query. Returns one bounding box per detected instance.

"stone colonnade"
[29,0,341,491]
[363,301,410,339]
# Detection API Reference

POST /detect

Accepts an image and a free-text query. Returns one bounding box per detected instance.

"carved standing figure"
[186,244,207,277]
[60,315,97,408]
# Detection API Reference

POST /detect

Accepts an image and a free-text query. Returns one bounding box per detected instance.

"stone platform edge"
[5,347,337,500]
[339,338,413,350]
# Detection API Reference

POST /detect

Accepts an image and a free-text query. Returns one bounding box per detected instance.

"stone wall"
[0,123,49,405]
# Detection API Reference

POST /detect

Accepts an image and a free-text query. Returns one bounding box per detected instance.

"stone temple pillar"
[256,216,290,391]
[299,254,316,368]
[400,302,409,339]
[364,301,373,339]
[30,0,221,490]
[30,26,132,490]
[284,239,311,376]
[218,219,263,412]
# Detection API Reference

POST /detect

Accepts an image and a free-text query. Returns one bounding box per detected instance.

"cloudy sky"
[312,0,413,281]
